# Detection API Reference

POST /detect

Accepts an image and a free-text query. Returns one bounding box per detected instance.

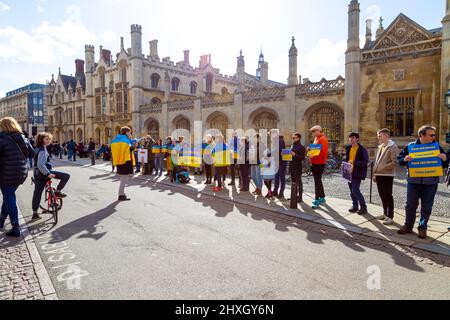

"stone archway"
[95,128,101,145]
[249,107,280,132]
[143,117,160,140]
[206,112,229,136]
[305,102,344,146]
[171,115,191,141]
[76,128,83,143]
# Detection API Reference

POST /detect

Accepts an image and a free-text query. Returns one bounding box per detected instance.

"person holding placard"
[397,126,449,239]
[308,126,329,209]
[212,134,231,192]
[271,130,287,199]
[344,132,369,215]
[153,138,164,176]
[289,132,306,203]
[238,137,251,192]
[203,135,214,185]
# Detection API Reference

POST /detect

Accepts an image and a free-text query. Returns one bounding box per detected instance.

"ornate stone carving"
[393,69,406,81]
[296,76,345,96]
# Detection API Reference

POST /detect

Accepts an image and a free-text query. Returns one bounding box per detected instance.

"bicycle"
[31,177,63,225]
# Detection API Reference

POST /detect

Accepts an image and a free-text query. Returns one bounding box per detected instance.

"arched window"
[151,74,160,89]
[190,81,197,95]
[206,73,213,92]
[151,98,161,106]
[119,64,127,83]
[221,87,229,95]
[99,68,106,87]
[171,78,180,92]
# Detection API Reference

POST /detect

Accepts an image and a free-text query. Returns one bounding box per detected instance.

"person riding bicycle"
[31,132,70,221]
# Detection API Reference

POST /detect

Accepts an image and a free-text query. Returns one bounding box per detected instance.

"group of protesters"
[110,124,449,240]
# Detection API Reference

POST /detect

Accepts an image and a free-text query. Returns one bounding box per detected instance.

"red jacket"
[310,134,328,165]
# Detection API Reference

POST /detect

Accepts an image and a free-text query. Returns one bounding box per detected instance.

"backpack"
[177,171,190,184]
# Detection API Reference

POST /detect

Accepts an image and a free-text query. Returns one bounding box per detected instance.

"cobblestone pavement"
[0,235,44,300]
[301,174,450,219]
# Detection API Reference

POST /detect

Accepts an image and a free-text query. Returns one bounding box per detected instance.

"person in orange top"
[308,126,329,209]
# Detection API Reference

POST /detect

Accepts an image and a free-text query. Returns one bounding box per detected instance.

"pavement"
[1,157,450,300]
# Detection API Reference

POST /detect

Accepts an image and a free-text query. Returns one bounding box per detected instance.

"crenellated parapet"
[296,76,345,96]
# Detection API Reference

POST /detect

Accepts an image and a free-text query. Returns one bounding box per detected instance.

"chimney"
[99,45,103,60]
[150,40,159,58]
[102,49,112,63]
[120,37,124,51]
[365,19,373,45]
[184,50,190,65]
[75,59,85,78]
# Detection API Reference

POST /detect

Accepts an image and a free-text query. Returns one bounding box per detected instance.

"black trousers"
[240,165,250,190]
[376,176,395,218]
[32,171,70,212]
[311,164,325,200]
[205,164,212,181]
[230,161,240,183]
[291,168,303,201]
[215,167,226,188]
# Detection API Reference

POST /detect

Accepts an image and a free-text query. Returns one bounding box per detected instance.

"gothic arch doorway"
[207,112,229,136]
[144,118,160,140]
[306,102,344,146]
[249,108,279,132]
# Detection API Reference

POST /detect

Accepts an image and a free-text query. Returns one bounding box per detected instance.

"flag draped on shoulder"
[111,134,135,167]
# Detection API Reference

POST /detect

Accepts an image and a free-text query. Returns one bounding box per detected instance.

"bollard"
[290,182,298,209]
[91,151,95,166]
[369,161,374,204]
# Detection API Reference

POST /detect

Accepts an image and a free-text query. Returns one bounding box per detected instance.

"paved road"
[14,161,450,300]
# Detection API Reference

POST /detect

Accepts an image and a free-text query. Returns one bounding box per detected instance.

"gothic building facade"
[45,0,450,155]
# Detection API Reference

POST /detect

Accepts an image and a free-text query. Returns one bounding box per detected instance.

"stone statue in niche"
[393,69,406,81]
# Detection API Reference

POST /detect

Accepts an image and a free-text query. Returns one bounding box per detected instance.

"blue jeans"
[1,185,19,226]
[154,156,163,175]
[348,179,366,209]
[251,165,263,189]
[274,161,287,196]
[68,150,74,161]
[32,171,70,212]
[405,183,438,230]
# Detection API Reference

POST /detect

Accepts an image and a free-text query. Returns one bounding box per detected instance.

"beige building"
[45,0,450,155]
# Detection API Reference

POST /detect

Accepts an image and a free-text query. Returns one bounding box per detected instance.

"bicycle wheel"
[40,189,63,213]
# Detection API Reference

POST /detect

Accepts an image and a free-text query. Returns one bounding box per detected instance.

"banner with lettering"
[408,143,443,178]
[408,143,441,159]
[307,144,322,158]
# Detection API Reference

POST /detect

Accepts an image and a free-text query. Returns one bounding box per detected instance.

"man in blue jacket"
[397,125,448,239]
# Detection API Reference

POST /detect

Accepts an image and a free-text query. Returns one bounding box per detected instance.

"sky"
[0,0,445,97]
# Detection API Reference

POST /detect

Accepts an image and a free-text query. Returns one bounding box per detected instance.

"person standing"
[238,137,251,192]
[143,135,155,175]
[203,135,214,185]
[32,133,70,221]
[111,127,136,202]
[261,149,276,199]
[251,134,265,196]
[66,140,76,161]
[397,125,448,239]
[290,133,306,203]
[212,134,230,192]
[229,131,240,187]
[133,140,141,173]
[272,131,287,199]
[164,137,174,178]
[373,129,399,225]
[308,126,329,209]
[344,132,369,215]
[154,138,164,176]
[29,135,36,167]
[0,117,34,237]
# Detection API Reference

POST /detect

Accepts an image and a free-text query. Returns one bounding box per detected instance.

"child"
[261,149,276,200]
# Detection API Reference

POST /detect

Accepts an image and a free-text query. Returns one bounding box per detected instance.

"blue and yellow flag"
[408,143,441,159]
[282,149,293,162]
[111,134,135,167]
[212,143,231,167]
[307,144,322,157]
[409,157,443,178]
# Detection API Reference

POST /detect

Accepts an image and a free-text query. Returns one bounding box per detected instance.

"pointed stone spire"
[120,37,124,51]
[288,37,298,86]
[376,16,385,39]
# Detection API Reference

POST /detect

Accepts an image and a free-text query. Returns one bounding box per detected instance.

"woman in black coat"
[0,117,34,237]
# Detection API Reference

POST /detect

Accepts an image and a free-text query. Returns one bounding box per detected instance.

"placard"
[341,161,352,182]
[408,143,441,159]
[138,149,148,164]
[282,149,293,162]
[409,157,443,178]
[307,144,322,157]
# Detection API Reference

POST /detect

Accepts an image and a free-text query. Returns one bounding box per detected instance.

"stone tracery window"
[308,104,343,144]
[253,111,278,131]
[383,94,415,137]
[151,74,160,89]
[190,81,197,95]
[208,113,229,136]
[171,78,180,92]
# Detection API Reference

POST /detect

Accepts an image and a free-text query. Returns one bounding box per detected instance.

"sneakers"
[31,213,42,221]
[418,229,427,239]
[118,195,131,202]
[348,207,359,213]
[252,189,262,195]
[357,207,368,215]
[376,214,387,221]
[276,194,285,200]
[54,191,67,198]
[265,192,273,199]
[318,197,326,205]
[212,187,223,192]
[228,182,236,186]
[397,225,413,235]
[312,200,320,209]
[383,217,394,226]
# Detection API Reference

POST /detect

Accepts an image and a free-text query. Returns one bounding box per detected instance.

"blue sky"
[0,0,445,97]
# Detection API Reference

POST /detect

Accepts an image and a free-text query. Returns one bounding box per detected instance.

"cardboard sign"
[409,157,443,178]
[307,144,322,158]
[138,149,148,164]
[282,149,293,162]
[408,143,441,159]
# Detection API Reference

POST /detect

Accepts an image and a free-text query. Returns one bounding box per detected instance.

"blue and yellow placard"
[409,157,443,178]
[307,144,322,157]
[282,149,293,162]
[408,143,441,159]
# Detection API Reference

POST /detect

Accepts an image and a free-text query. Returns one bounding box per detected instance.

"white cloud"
[0,5,96,64]
[299,38,347,82]
[0,1,10,12]
[366,4,382,25]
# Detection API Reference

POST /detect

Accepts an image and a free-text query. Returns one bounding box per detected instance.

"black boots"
[6,224,20,238]
[118,195,131,202]
[357,207,368,215]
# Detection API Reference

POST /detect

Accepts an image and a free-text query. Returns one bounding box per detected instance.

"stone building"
[45,0,450,155]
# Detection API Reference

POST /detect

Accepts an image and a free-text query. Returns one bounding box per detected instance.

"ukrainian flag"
[111,134,135,167]
[212,143,231,167]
